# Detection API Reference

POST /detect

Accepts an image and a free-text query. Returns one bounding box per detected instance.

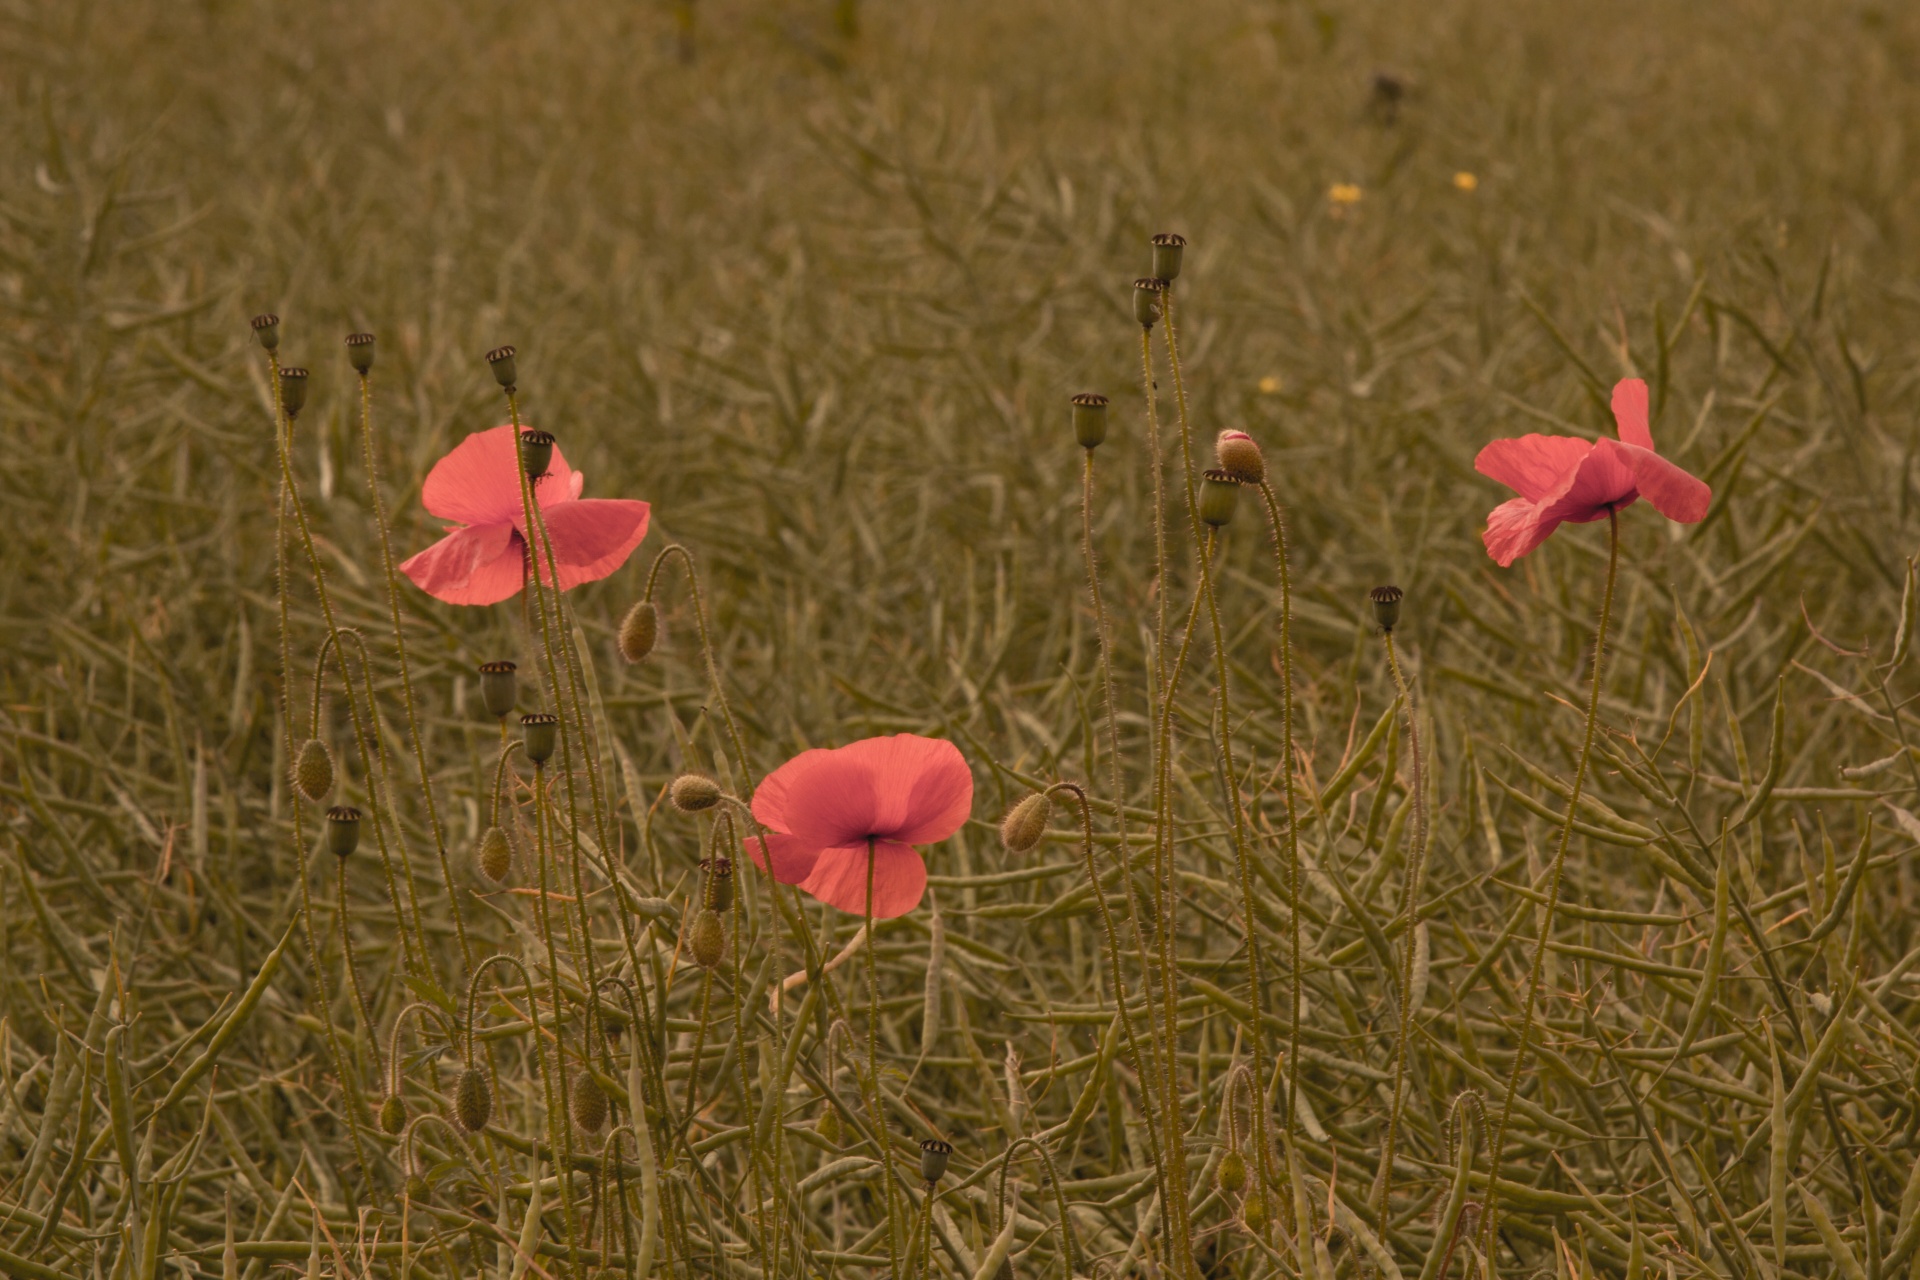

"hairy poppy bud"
[404,1174,432,1203]
[294,738,334,802]
[919,1138,953,1184]
[519,429,555,481]
[570,1070,609,1133]
[1133,278,1166,329]
[454,1064,493,1133]
[1071,392,1109,449]
[479,660,517,719]
[379,1093,407,1135]
[346,332,375,374]
[670,774,722,813]
[478,826,512,884]
[1214,430,1265,486]
[618,600,658,663]
[487,345,518,389]
[1242,1192,1269,1232]
[701,857,734,912]
[1000,792,1050,853]
[1151,232,1186,283]
[326,806,361,858]
[1217,1148,1247,1194]
[816,1107,843,1144]
[689,907,726,969]
[1369,584,1403,632]
[280,367,310,418]
[521,712,558,765]
[251,313,280,351]
[1199,470,1240,528]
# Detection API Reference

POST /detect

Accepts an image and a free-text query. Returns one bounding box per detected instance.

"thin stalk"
[530,759,586,1274]
[1377,628,1429,1225]
[334,857,383,1079]
[862,837,905,1278]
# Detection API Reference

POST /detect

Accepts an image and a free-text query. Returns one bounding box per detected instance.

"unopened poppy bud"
[689,908,726,969]
[478,826,512,884]
[1199,469,1240,528]
[404,1174,432,1203]
[701,857,734,912]
[479,660,517,718]
[1071,392,1109,449]
[486,345,518,389]
[670,774,722,813]
[1214,430,1265,485]
[1000,792,1050,853]
[816,1107,843,1144]
[293,738,335,802]
[1151,232,1186,283]
[280,367,309,418]
[1369,584,1403,632]
[454,1064,493,1133]
[379,1093,407,1135]
[346,332,375,374]
[919,1138,953,1184]
[251,313,280,351]
[570,1070,609,1133]
[519,429,555,481]
[618,600,659,663]
[1217,1148,1247,1194]
[521,712,559,765]
[326,806,361,858]
[1242,1192,1269,1232]
[1133,278,1166,329]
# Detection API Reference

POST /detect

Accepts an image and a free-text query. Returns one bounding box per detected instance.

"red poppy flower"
[1475,378,1711,566]
[399,425,650,605]
[744,734,973,919]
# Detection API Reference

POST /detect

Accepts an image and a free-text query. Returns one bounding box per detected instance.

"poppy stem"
[1376,626,1429,1229]
[335,844,383,1080]
[1481,507,1621,1272]
[861,836,907,1277]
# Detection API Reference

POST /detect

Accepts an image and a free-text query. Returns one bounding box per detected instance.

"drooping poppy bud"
[486,345,518,389]
[670,774,722,813]
[521,712,559,765]
[618,600,659,663]
[1214,430,1265,486]
[379,1093,407,1135]
[1150,232,1186,283]
[570,1070,609,1133]
[1133,278,1166,329]
[689,908,726,969]
[405,1174,432,1203]
[478,826,512,884]
[919,1138,953,1184]
[1071,393,1109,449]
[280,367,310,418]
[1242,1192,1269,1232]
[294,738,335,802]
[346,332,375,374]
[455,1064,493,1133]
[519,429,555,481]
[1199,470,1240,528]
[479,660,517,719]
[326,806,361,858]
[999,793,1050,853]
[816,1107,843,1144]
[1217,1148,1247,1194]
[1369,585,1403,632]
[701,857,734,912]
[251,313,280,351]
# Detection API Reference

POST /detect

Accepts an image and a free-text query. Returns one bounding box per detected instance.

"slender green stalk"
[1377,628,1429,1225]
[529,757,586,1276]
[334,857,383,1078]
[862,837,905,1278]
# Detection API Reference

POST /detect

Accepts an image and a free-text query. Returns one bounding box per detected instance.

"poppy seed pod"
[478,826,512,884]
[701,857,734,912]
[1199,470,1240,528]
[478,660,518,718]
[346,332,375,374]
[1133,278,1166,329]
[1369,584,1403,632]
[1151,232,1187,283]
[293,738,335,802]
[486,345,518,389]
[520,712,559,765]
[251,313,280,351]
[1214,430,1266,486]
[570,1070,609,1133]
[454,1064,493,1133]
[379,1093,407,1135]
[280,367,310,418]
[689,907,726,969]
[519,429,555,481]
[919,1138,953,1184]
[1070,392,1109,449]
[618,599,659,663]
[326,806,361,858]
[999,792,1050,853]
[670,774,722,813]
[1217,1148,1247,1194]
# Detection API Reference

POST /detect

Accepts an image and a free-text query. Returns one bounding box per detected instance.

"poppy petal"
[422,425,577,526]
[752,747,840,834]
[798,840,927,919]
[1610,378,1654,451]
[1474,435,1592,503]
[1483,497,1559,567]
[399,522,526,605]
[1619,444,1711,523]
[1537,441,1640,526]
[775,751,884,849]
[743,833,821,886]
[532,499,651,590]
[834,734,973,844]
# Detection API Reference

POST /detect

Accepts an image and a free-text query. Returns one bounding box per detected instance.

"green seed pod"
[701,857,734,912]
[486,344,518,389]
[326,806,361,858]
[919,1138,953,1184]
[1199,469,1240,528]
[345,332,375,374]
[1217,1148,1247,1194]
[478,660,518,719]
[999,792,1050,854]
[1369,584,1403,633]
[293,738,334,802]
[1071,392,1109,449]
[816,1107,842,1144]
[1150,232,1186,283]
[251,313,281,351]
[1214,429,1265,485]
[689,908,726,969]
[280,367,310,418]
[1242,1191,1269,1232]
[570,1069,609,1133]
[478,826,512,884]
[521,712,559,765]
[404,1173,432,1203]
[379,1093,407,1135]
[618,600,659,663]
[670,774,722,813]
[454,1065,493,1133]
[519,429,555,480]
[1133,277,1166,329]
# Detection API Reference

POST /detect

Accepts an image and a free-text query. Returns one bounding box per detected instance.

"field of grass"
[6,1,1920,1277]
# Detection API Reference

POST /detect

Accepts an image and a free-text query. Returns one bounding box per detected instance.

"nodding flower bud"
[379,1093,407,1135]
[1369,584,1403,633]
[570,1070,610,1133]
[519,429,555,481]
[326,806,361,858]
[293,738,335,802]
[454,1064,493,1133]
[1217,1148,1247,1194]
[816,1107,843,1145]
[1214,430,1266,486]
[486,345,518,389]
[478,826,513,884]
[670,774,723,813]
[1151,232,1187,283]
[1133,278,1166,329]
[689,907,726,969]
[1199,469,1240,528]
[618,600,659,663]
[1071,392,1109,449]
[1000,792,1051,853]
[701,857,734,912]
[404,1174,432,1203]
[520,712,559,765]
[251,314,281,351]
[1241,1191,1269,1232]
[919,1138,953,1184]
[479,660,518,718]
[279,367,310,418]
[345,332,375,374]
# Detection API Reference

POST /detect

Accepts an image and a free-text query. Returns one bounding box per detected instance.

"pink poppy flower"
[399,425,650,605]
[744,734,973,919]
[1475,378,1711,566]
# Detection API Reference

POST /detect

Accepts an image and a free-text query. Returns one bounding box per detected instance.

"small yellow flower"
[1257,375,1283,395]
[1328,183,1363,205]
[1452,171,1479,192]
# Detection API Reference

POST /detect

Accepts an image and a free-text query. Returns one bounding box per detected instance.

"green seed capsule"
[618,600,659,663]
[487,345,518,389]
[1150,232,1186,283]
[521,712,558,765]
[478,660,517,719]
[701,857,734,912]
[999,793,1050,853]
[379,1093,407,1135]
[346,332,375,374]
[293,738,334,803]
[326,806,361,858]
[689,908,726,969]
[454,1065,493,1133]
[519,429,555,481]
[280,367,310,418]
[919,1138,953,1183]
[251,313,280,351]
[1199,469,1240,528]
[1369,584,1403,632]
[478,826,512,884]
[1133,277,1166,329]
[1070,392,1109,449]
